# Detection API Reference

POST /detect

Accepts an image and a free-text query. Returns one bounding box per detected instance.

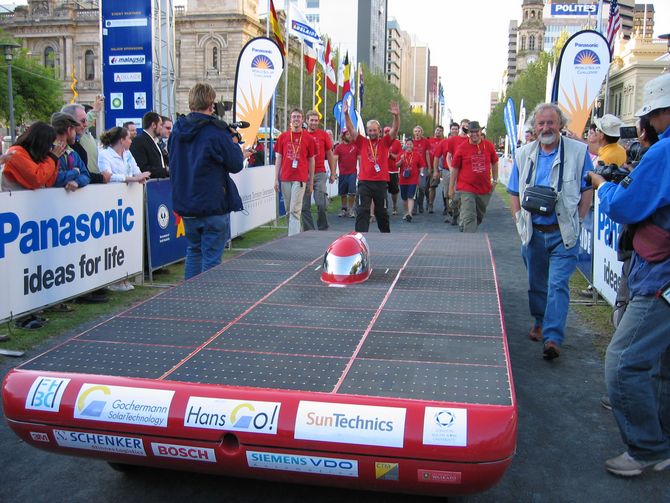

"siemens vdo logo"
[294,401,406,448]
[0,199,135,259]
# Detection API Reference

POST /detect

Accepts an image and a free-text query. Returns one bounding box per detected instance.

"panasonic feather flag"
[233,37,284,147]
[552,30,611,136]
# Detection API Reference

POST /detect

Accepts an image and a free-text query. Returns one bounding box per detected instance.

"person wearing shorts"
[334,128,358,217]
[385,126,402,215]
[398,138,421,222]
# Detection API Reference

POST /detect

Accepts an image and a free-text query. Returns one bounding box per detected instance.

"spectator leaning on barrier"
[131,112,169,179]
[507,102,593,361]
[50,113,91,192]
[169,82,245,280]
[587,73,670,478]
[0,122,62,191]
[61,103,104,180]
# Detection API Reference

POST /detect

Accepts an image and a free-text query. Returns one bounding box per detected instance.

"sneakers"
[403,214,412,223]
[348,209,356,218]
[528,325,542,342]
[338,209,347,217]
[605,452,670,477]
[107,280,135,292]
[543,340,560,360]
[392,207,398,216]
[601,395,612,411]
[428,204,434,214]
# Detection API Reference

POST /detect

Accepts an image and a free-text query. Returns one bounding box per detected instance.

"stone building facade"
[0,0,265,117]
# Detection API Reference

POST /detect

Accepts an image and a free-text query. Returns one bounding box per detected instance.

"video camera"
[211,101,250,144]
[585,161,630,185]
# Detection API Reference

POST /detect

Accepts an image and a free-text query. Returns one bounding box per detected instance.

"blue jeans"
[605,295,670,461]
[521,229,578,345]
[183,214,230,280]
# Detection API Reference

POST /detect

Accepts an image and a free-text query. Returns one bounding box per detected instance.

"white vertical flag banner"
[552,30,611,136]
[234,37,285,147]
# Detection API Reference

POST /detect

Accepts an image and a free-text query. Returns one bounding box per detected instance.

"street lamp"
[0,41,20,143]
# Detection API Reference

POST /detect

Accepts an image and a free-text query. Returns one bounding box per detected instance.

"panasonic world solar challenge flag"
[233,37,285,146]
[552,30,611,136]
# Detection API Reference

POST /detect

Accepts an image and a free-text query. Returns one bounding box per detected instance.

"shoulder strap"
[525,140,565,191]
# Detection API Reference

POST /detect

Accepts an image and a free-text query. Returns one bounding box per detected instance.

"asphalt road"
[1,192,668,502]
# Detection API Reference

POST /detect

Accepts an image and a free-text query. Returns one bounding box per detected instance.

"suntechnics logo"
[294,401,406,448]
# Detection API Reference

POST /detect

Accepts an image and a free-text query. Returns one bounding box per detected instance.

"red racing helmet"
[321,232,371,285]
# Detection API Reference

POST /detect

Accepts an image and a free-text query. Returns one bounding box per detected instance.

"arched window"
[524,11,528,20]
[212,46,218,69]
[44,46,55,69]
[521,36,526,51]
[85,50,95,80]
[531,10,535,18]
[205,41,220,72]
[529,35,536,51]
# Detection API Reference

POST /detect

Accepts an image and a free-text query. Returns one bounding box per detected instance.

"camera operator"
[168,82,245,280]
[587,73,670,477]
[588,114,627,167]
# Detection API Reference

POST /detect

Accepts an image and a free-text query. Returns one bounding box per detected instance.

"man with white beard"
[507,103,593,361]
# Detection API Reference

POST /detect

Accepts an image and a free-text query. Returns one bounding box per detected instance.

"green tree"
[0,35,63,128]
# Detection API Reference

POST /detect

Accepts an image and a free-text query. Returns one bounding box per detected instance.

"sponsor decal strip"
[247,450,358,477]
[151,442,216,463]
[54,429,146,456]
[183,397,280,435]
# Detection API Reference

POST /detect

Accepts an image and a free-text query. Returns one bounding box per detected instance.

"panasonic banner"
[0,185,144,321]
[592,195,623,306]
[552,30,611,137]
[234,37,285,147]
[101,0,153,130]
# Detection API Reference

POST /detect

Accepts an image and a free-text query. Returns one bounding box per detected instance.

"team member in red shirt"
[302,110,335,231]
[397,138,422,222]
[425,125,445,213]
[411,125,431,215]
[274,108,317,236]
[448,121,499,233]
[443,119,471,224]
[433,122,460,216]
[343,99,400,232]
[333,128,358,218]
[386,126,403,215]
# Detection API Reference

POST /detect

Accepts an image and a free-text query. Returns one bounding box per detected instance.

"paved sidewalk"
[1,193,668,502]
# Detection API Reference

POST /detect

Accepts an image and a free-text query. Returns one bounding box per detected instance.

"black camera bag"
[521,141,564,216]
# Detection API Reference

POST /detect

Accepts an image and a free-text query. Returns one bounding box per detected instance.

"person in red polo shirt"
[386,126,403,215]
[425,125,445,214]
[444,119,471,224]
[333,128,358,218]
[448,121,499,233]
[397,138,422,222]
[411,125,431,215]
[343,99,400,232]
[433,122,460,216]
[274,108,317,236]
[302,110,335,231]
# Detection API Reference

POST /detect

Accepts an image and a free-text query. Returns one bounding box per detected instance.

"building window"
[44,46,55,69]
[529,35,535,51]
[306,13,319,23]
[524,11,528,20]
[84,50,95,80]
[521,36,526,51]
[306,0,319,7]
[205,42,219,72]
[531,10,535,18]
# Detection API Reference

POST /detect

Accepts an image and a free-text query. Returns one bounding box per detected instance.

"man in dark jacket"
[168,82,245,279]
[131,111,169,179]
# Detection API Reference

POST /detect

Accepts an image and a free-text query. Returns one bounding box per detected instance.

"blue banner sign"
[551,4,598,16]
[145,180,186,271]
[101,1,153,130]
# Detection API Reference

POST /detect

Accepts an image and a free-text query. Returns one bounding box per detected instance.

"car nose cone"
[321,232,371,285]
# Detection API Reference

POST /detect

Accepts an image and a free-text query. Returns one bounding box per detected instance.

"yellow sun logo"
[251,55,274,70]
[574,50,600,65]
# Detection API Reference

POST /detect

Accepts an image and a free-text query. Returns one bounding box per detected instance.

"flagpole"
[300,42,304,111]
[312,68,316,111]
[283,1,289,129]
[265,0,270,166]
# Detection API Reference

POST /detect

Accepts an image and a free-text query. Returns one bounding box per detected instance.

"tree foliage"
[0,34,63,128]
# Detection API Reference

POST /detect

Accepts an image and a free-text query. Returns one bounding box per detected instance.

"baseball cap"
[51,112,80,130]
[593,114,624,137]
[635,73,670,117]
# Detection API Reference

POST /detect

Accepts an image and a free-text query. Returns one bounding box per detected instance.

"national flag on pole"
[605,0,621,55]
[304,40,317,75]
[339,52,351,98]
[269,0,285,57]
[324,38,337,93]
[289,5,321,46]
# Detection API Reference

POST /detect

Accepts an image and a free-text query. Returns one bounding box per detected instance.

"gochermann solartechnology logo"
[74,384,174,428]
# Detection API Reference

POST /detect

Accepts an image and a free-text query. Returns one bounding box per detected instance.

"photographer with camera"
[507,103,593,361]
[587,73,670,477]
[168,82,245,280]
[588,114,627,167]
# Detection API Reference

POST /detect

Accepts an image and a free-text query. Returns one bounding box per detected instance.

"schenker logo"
[294,401,406,448]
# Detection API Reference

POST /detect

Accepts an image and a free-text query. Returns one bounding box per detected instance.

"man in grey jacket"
[507,103,593,360]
